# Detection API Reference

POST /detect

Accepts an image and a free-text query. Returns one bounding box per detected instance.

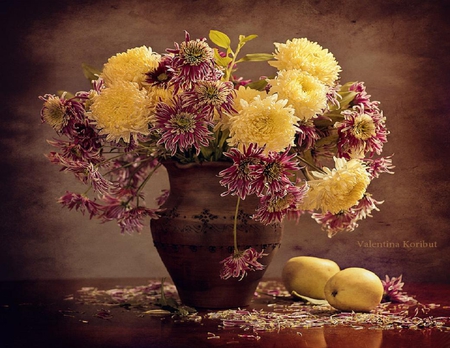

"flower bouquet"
[40,30,393,281]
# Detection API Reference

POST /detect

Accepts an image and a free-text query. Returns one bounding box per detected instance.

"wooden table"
[1,278,449,347]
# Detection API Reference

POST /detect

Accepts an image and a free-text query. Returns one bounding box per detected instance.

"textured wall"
[1,0,449,283]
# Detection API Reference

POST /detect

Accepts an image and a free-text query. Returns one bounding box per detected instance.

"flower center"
[180,40,213,66]
[352,114,376,140]
[170,112,196,133]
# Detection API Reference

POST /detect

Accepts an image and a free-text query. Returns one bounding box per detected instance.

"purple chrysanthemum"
[220,247,266,280]
[382,275,414,303]
[311,210,359,238]
[250,149,300,196]
[253,183,308,225]
[167,31,217,92]
[336,104,388,159]
[219,144,265,199]
[58,192,101,218]
[153,97,213,156]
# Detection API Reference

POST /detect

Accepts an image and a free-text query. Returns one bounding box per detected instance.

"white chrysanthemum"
[268,69,328,121]
[89,81,153,143]
[101,46,161,87]
[227,94,298,153]
[301,157,371,214]
[269,38,341,85]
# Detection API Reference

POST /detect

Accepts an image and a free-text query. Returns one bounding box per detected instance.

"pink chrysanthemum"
[182,80,236,118]
[311,210,359,238]
[145,55,174,88]
[296,121,320,150]
[219,144,265,199]
[167,31,217,92]
[117,206,161,234]
[352,194,384,220]
[382,275,415,303]
[364,156,395,179]
[58,192,101,218]
[336,104,388,158]
[153,97,213,156]
[250,149,300,196]
[220,248,266,280]
[253,184,308,224]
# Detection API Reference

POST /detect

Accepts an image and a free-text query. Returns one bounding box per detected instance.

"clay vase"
[150,161,282,309]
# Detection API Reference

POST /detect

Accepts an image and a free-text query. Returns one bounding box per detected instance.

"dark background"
[1,0,449,283]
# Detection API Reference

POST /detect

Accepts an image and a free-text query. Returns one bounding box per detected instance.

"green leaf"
[82,63,101,82]
[239,34,258,44]
[236,53,274,63]
[245,79,269,91]
[291,291,330,305]
[209,30,231,49]
[213,48,233,67]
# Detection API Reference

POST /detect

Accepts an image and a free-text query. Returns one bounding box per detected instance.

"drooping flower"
[301,157,370,214]
[218,143,265,199]
[153,96,213,156]
[101,46,161,87]
[220,248,266,280]
[88,81,153,143]
[58,192,101,218]
[117,206,161,234]
[269,38,341,86]
[352,193,384,220]
[311,210,359,237]
[364,156,395,179]
[253,183,308,224]
[228,94,298,153]
[268,69,328,121]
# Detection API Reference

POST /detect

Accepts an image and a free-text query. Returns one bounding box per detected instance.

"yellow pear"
[324,267,384,312]
[282,256,340,300]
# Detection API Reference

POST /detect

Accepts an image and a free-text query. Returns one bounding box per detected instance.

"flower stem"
[233,196,241,253]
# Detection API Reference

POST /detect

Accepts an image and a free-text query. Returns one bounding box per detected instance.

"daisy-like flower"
[268,69,328,121]
[253,183,308,224]
[382,275,415,303]
[251,149,300,196]
[228,94,298,153]
[145,55,174,88]
[269,38,341,86]
[220,248,266,280]
[101,46,161,87]
[40,94,69,131]
[153,97,213,156]
[168,31,216,92]
[301,157,371,214]
[88,81,153,143]
[336,104,388,159]
[58,192,101,219]
[218,143,264,199]
[183,80,236,118]
[311,210,359,237]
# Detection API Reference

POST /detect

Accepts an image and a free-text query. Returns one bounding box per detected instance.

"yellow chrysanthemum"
[101,46,161,87]
[227,94,298,153]
[269,38,341,85]
[89,82,153,143]
[268,69,328,121]
[301,157,370,213]
[217,86,267,131]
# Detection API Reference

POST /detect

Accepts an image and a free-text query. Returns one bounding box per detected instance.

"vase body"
[151,161,282,309]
